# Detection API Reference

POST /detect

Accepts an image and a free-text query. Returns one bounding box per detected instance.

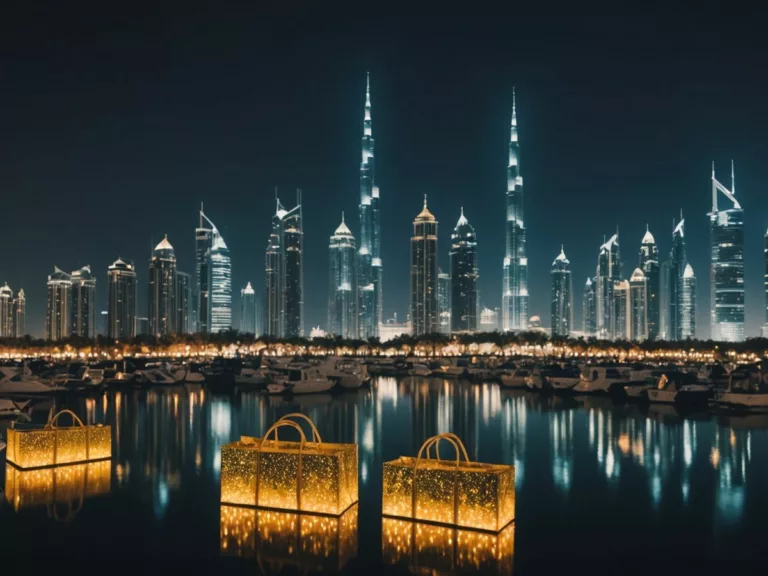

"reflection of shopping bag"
[221,413,357,515]
[383,433,515,531]
[6,410,112,469]
[220,504,358,573]
[4,460,111,514]
[382,517,515,576]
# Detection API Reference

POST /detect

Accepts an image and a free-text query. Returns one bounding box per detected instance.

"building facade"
[438,270,451,334]
[583,277,596,336]
[710,162,744,342]
[411,196,439,336]
[210,232,232,333]
[176,271,192,334]
[596,233,621,339]
[328,214,357,339]
[0,283,13,338]
[629,268,648,341]
[148,236,177,337]
[480,307,500,332]
[195,205,213,334]
[108,257,137,340]
[13,289,25,338]
[502,89,528,331]
[639,227,660,339]
[450,208,478,333]
[668,216,686,341]
[71,265,96,338]
[612,279,630,340]
[681,263,696,339]
[240,282,256,335]
[47,267,72,341]
[550,247,572,337]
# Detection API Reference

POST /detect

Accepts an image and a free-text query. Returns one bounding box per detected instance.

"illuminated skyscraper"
[680,263,696,339]
[210,231,232,333]
[639,227,660,339]
[596,233,621,339]
[710,162,744,342]
[13,288,25,338]
[502,88,528,331]
[148,235,177,337]
[328,213,357,339]
[550,247,572,337]
[629,268,648,341]
[107,257,136,340]
[450,208,478,333]
[240,282,256,335]
[667,215,687,341]
[411,196,438,336]
[358,72,383,338]
[176,271,192,334]
[195,205,213,333]
[71,265,96,338]
[47,267,72,341]
[438,270,451,334]
[0,283,13,337]
[583,277,596,336]
[612,280,630,340]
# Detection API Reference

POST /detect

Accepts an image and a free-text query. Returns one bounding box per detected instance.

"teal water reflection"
[0,377,766,573]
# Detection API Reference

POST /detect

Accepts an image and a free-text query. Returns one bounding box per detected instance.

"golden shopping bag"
[382,517,515,575]
[220,504,358,572]
[220,413,358,515]
[382,433,515,531]
[6,409,112,469]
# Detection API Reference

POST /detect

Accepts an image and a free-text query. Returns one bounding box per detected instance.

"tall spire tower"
[502,87,529,331]
[357,72,383,338]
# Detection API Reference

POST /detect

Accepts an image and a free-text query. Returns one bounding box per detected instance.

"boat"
[715,367,768,412]
[168,362,206,383]
[266,366,333,395]
[429,358,467,379]
[234,367,269,387]
[313,358,369,389]
[624,376,657,400]
[405,362,432,377]
[54,365,104,392]
[0,398,31,418]
[524,367,549,392]
[134,366,180,386]
[647,372,711,405]
[499,366,532,389]
[0,366,65,396]
[572,365,652,395]
[547,364,583,394]
[368,358,398,376]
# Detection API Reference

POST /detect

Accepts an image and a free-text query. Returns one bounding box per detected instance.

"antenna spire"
[731,159,735,194]
[711,161,715,179]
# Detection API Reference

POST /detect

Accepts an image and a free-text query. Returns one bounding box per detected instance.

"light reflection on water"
[0,376,766,572]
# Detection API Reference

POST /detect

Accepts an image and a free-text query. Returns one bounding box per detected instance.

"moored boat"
[647,372,711,406]
[715,366,768,412]
[266,366,333,395]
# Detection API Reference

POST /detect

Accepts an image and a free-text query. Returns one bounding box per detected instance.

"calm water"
[1,377,766,573]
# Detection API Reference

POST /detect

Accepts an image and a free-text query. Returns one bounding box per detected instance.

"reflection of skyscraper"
[710,162,744,342]
[410,196,438,336]
[71,265,96,338]
[13,288,25,338]
[596,234,621,339]
[176,271,192,334]
[668,216,686,341]
[438,269,451,334]
[148,236,177,337]
[680,264,696,339]
[47,267,72,341]
[551,247,572,337]
[108,257,137,340]
[629,268,648,341]
[328,214,357,339]
[0,283,13,337]
[450,208,478,333]
[639,227,659,339]
[240,282,256,335]
[583,277,596,336]
[502,88,528,332]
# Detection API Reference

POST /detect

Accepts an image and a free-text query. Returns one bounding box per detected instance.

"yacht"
[0,398,31,418]
[499,366,532,389]
[647,372,711,405]
[134,366,179,386]
[169,362,206,383]
[266,366,333,395]
[715,367,768,412]
[0,365,64,396]
[314,357,369,389]
[430,358,466,378]
[624,376,658,400]
[572,365,652,395]
[547,364,583,394]
[404,361,432,377]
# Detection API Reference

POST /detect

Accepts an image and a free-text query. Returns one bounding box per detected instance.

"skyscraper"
[108,257,137,340]
[668,216,687,341]
[629,268,648,341]
[450,208,478,333]
[411,196,438,336]
[438,270,451,334]
[502,88,528,332]
[583,277,596,336]
[639,226,660,339]
[764,228,768,337]
[612,279,630,340]
[148,235,177,337]
[680,263,696,339]
[71,265,96,338]
[357,72,383,339]
[550,247,572,337]
[264,200,284,337]
[176,271,192,334]
[0,283,13,337]
[710,162,744,342]
[328,213,357,339]
[47,267,72,341]
[210,231,232,333]
[195,205,213,334]
[13,289,25,338]
[240,282,256,335]
[596,233,621,339]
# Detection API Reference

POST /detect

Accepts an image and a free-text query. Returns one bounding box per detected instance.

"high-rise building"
[240,282,257,335]
[667,216,686,340]
[680,263,696,339]
[411,196,439,336]
[639,226,660,339]
[438,269,451,334]
[502,88,528,332]
[328,213,357,339]
[13,289,25,338]
[107,257,137,340]
[450,208,478,333]
[195,205,214,334]
[710,162,744,342]
[148,235,177,337]
[596,233,621,339]
[357,73,383,339]
[480,307,500,332]
[583,277,596,336]
[71,265,96,338]
[612,279,630,340]
[210,232,232,333]
[629,268,648,341]
[0,283,13,338]
[47,267,72,341]
[550,247,572,337]
[176,271,192,334]
[264,194,304,338]
[764,228,768,337]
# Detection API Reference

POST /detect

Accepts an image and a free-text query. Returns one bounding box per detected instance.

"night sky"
[2,2,767,338]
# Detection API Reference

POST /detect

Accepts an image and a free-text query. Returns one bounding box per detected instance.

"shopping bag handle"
[261,420,308,447]
[276,413,323,443]
[45,409,85,429]
[415,433,470,468]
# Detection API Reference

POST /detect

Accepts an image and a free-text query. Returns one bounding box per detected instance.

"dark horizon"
[2,2,767,338]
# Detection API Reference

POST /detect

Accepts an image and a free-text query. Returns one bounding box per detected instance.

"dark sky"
[1,1,767,338]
